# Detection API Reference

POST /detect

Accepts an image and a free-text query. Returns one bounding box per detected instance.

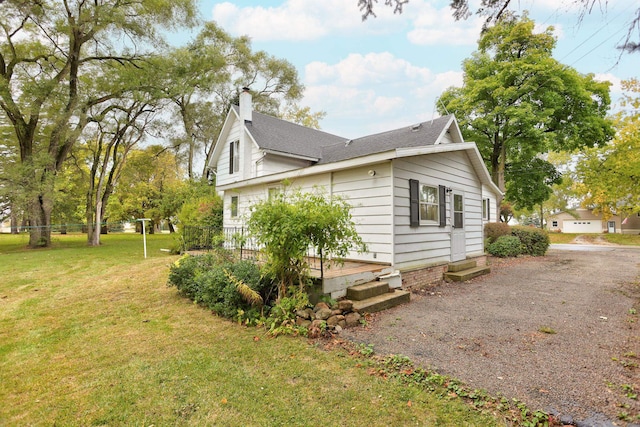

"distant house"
[547,208,640,234]
[207,88,502,297]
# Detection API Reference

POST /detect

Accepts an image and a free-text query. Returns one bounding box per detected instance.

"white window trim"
[230,195,239,218]
[231,140,240,174]
[419,183,439,224]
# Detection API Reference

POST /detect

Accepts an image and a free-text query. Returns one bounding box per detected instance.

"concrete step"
[347,281,389,301]
[445,266,491,282]
[352,289,411,313]
[447,259,477,272]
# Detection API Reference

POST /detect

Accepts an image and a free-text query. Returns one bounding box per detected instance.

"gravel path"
[341,246,640,426]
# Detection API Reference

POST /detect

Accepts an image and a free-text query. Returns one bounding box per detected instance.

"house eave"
[217,142,502,196]
[261,149,319,162]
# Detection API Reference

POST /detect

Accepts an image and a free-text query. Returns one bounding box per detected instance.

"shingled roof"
[234,106,346,160]
[237,105,457,165]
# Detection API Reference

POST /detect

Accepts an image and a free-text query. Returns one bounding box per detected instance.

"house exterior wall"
[214,120,243,187]
[331,163,394,264]
[222,164,395,265]
[622,214,640,235]
[256,154,313,177]
[392,151,485,271]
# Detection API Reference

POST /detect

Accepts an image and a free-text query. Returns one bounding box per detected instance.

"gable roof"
[318,115,458,164]
[236,106,459,165]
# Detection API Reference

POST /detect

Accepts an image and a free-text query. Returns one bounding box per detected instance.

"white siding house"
[208,89,502,295]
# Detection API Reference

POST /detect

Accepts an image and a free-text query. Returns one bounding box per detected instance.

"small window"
[229,140,240,174]
[230,196,238,218]
[419,184,439,222]
[268,187,281,199]
[482,198,490,220]
[453,194,464,228]
[552,221,558,227]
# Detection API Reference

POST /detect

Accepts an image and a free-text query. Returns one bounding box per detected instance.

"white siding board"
[392,152,484,270]
[215,121,242,187]
[332,165,393,264]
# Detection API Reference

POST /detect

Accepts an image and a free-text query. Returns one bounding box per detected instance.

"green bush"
[487,235,523,257]
[484,222,511,244]
[167,252,275,323]
[511,226,550,256]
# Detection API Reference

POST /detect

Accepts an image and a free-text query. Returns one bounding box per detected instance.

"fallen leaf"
[407,400,412,407]
[221,398,228,404]
[253,336,260,342]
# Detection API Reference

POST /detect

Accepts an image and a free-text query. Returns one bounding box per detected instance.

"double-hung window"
[410,179,446,227]
[419,184,439,223]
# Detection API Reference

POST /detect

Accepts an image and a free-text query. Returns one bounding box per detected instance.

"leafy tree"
[248,188,366,301]
[574,78,640,219]
[438,15,613,211]
[0,0,197,247]
[282,105,327,130]
[360,0,640,53]
[176,180,223,229]
[160,22,306,179]
[107,145,184,233]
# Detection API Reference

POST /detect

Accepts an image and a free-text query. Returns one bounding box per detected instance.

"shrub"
[484,222,511,244]
[167,252,275,324]
[487,235,523,257]
[511,226,550,256]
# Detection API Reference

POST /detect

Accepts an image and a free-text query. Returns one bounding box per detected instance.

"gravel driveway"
[341,245,640,426]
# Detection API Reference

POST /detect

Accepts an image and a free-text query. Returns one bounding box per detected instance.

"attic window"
[229,140,239,174]
[411,123,422,132]
[345,139,353,147]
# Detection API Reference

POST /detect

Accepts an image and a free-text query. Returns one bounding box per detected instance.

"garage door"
[563,220,602,233]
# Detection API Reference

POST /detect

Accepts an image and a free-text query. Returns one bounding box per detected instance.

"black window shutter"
[487,199,490,221]
[229,141,234,174]
[409,179,419,227]
[439,185,446,227]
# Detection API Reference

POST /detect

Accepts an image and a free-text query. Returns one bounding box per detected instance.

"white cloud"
[306,52,433,87]
[406,1,484,46]
[595,73,623,95]
[302,52,459,136]
[211,0,366,41]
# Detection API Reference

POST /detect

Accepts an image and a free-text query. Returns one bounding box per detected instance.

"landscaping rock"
[296,309,311,320]
[337,299,353,312]
[314,302,330,312]
[345,312,361,327]
[315,307,333,320]
[334,325,343,334]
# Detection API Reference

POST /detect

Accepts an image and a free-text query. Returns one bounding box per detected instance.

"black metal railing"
[182,225,222,251]
[222,227,324,276]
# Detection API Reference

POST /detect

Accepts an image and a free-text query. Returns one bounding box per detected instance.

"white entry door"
[451,191,466,262]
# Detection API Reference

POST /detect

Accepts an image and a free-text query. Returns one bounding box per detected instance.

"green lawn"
[548,232,640,246]
[0,233,505,426]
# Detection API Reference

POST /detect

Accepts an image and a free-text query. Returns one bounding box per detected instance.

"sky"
[188,0,637,139]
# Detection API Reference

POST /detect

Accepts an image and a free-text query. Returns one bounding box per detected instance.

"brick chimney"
[239,87,252,124]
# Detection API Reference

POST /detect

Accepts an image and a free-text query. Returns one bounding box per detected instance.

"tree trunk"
[28,194,52,247]
[10,207,19,234]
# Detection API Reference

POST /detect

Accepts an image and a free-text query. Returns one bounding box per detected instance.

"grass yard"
[0,233,505,426]
[547,232,640,246]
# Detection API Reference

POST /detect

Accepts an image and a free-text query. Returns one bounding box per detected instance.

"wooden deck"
[309,259,391,279]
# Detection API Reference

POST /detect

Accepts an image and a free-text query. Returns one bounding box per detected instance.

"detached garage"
[547,208,622,234]
[561,220,602,234]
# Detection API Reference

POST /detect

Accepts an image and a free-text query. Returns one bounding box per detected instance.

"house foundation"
[400,255,488,290]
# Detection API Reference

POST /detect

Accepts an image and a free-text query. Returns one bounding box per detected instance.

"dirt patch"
[341,248,640,425]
